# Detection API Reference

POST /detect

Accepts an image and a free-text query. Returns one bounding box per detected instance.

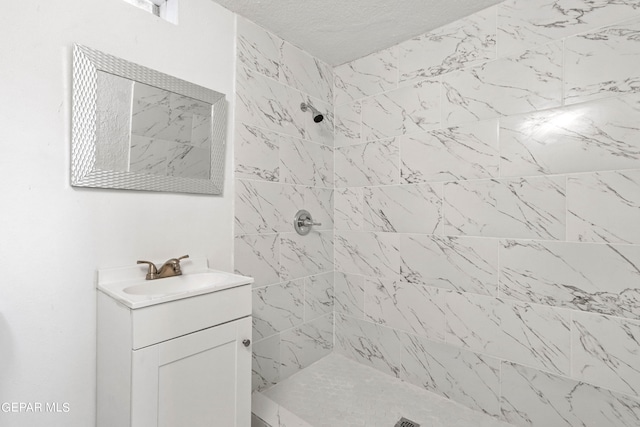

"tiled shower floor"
[260,353,514,427]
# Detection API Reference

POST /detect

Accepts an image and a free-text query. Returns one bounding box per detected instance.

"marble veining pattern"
[335,313,403,378]
[501,361,640,426]
[444,176,566,240]
[400,333,502,417]
[237,17,281,79]
[280,313,333,380]
[445,292,571,374]
[363,183,442,234]
[280,42,333,103]
[234,234,280,288]
[279,137,333,187]
[334,272,365,318]
[334,138,399,188]
[572,311,640,397]
[567,169,640,244]
[279,231,334,282]
[500,93,640,176]
[238,1,640,422]
[252,334,281,392]
[334,47,398,106]
[334,231,400,279]
[399,6,497,83]
[236,66,307,140]
[234,124,279,182]
[401,119,499,183]
[334,187,363,231]
[234,179,284,235]
[235,14,338,396]
[334,101,361,147]
[361,79,440,141]
[400,234,498,296]
[442,42,563,126]
[497,0,640,57]
[500,239,640,320]
[304,273,334,321]
[252,280,305,341]
[565,16,640,105]
[364,279,445,341]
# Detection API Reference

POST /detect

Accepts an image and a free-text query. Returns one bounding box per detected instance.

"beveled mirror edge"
[71,44,227,195]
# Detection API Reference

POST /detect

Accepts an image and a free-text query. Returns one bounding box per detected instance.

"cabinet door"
[131,316,252,427]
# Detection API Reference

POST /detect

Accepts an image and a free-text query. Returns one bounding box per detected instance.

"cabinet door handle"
[242,339,251,347]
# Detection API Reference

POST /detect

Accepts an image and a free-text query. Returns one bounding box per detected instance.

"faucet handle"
[177,255,189,261]
[137,260,158,280]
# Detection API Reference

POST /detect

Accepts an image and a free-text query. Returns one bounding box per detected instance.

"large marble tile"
[280,313,333,380]
[400,235,498,296]
[400,333,501,417]
[237,17,281,79]
[501,93,640,177]
[252,334,280,392]
[497,0,640,58]
[572,311,640,398]
[236,66,307,140]
[234,234,280,288]
[279,137,333,187]
[335,314,402,378]
[252,280,304,341]
[280,185,333,232]
[303,95,334,147]
[567,170,640,244]
[235,179,284,235]
[444,176,566,240]
[128,135,168,176]
[334,271,365,318]
[334,231,400,279]
[166,144,210,179]
[442,42,563,126]
[304,272,334,321]
[364,279,445,341]
[334,47,398,105]
[399,6,496,83]
[362,183,442,234]
[401,119,499,183]
[280,41,333,103]
[334,138,400,187]
[234,124,279,182]
[501,361,640,427]
[445,292,571,374]
[500,239,640,320]
[334,187,363,231]
[334,101,361,147]
[279,231,333,281]
[361,79,440,141]
[566,16,640,105]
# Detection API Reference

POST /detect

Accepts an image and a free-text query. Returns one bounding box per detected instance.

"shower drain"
[394,417,420,427]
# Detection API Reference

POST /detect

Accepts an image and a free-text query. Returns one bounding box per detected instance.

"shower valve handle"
[302,219,322,227]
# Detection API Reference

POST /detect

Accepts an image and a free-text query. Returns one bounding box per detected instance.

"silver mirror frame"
[71,44,227,195]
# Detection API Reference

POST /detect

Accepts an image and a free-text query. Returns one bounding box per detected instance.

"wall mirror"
[71,44,227,195]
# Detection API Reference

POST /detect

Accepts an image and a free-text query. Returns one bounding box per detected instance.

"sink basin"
[123,272,227,296]
[97,258,254,309]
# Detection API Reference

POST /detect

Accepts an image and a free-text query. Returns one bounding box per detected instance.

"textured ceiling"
[211,0,504,66]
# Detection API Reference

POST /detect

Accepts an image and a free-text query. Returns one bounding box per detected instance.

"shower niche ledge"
[96,257,254,427]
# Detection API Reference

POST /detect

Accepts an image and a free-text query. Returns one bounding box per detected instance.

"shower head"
[300,102,324,123]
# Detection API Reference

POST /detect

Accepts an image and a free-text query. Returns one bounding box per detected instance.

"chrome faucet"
[137,255,190,280]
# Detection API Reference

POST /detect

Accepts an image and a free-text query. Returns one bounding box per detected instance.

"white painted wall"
[0,0,236,425]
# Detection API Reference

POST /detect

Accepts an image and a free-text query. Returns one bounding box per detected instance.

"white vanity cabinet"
[96,262,253,427]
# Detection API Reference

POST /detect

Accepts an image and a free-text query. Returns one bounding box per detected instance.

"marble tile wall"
[333,0,640,425]
[233,17,334,392]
